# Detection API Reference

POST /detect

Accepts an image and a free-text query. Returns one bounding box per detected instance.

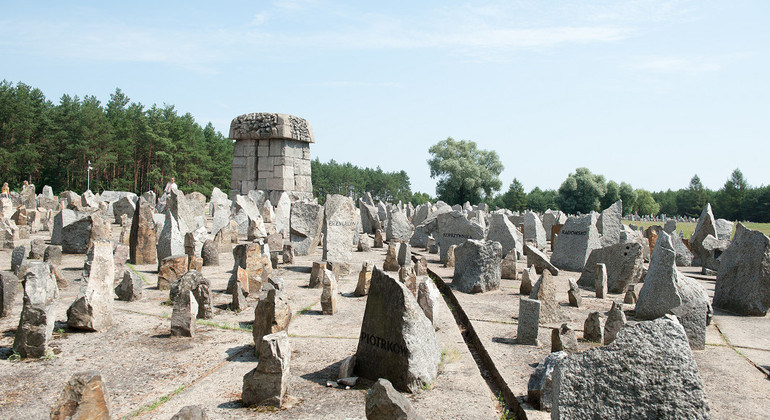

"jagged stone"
[230,282,248,312]
[50,371,111,420]
[520,266,535,295]
[1,270,19,317]
[500,250,518,280]
[67,241,114,331]
[417,277,440,327]
[583,311,604,343]
[529,270,563,324]
[567,278,581,307]
[321,269,338,315]
[714,223,770,316]
[242,331,291,407]
[578,242,644,294]
[524,243,559,276]
[436,211,484,263]
[598,200,623,247]
[227,243,270,294]
[13,262,57,358]
[322,194,357,269]
[170,289,197,337]
[253,286,292,353]
[452,239,502,293]
[527,351,567,411]
[354,261,374,296]
[365,378,423,420]
[516,297,540,345]
[604,301,626,345]
[115,270,143,302]
[523,211,547,250]
[595,263,608,298]
[386,206,414,242]
[551,213,601,272]
[201,239,219,266]
[170,405,208,420]
[383,241,401,271]
[158,255,188,291]
[551,323,578,353]
[487,213,523,258]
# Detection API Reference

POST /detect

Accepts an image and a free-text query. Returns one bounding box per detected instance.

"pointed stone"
[13,262,57,358]
[529,270,563,324]
[583,312,604,343]
[253,286,292,352]
[567,278,582,307]
[520,266,536,295]
[551,323,578,353]
[321,269,338,315]
[242,331,291,407]
[595,263,608,298]
[230,282,248,312]
[365,378,423,420]
[604,301,626,345]
[551,213,601,272]
[354,261,373,296]
[714,223,770,316]
[50,371,111,420]
[115,270,143,302]
[67,241,114,332]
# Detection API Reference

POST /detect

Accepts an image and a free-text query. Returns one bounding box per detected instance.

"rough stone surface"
[112,242,129,286]
[29,238,46,260]
[500,250,518,280]
[228,244,270,295]
[636,232,712,349]
[417,277,440,326]
[383,241,401,271]
[242,331,291,407]
[11,245,27,275]
[452,239,502,293]
[253,287,292,352]
[67,241,114,331]
[578,242,644,294]
[365,378,423,420]
[201,239,219,266]
[523,211,547,250]
[583,311,604,343]
[130,197,157,266]
[436,211,484,263]
[567,278,582,307]
[158,255,188,291]
[520,266,535,295]
[1,270,19,317]
[322,195,357,267]
[355,267,440,392]
[354,261,373,296]
[171,290,197,337]
[529,270,563,324]
[321,269,338,315]
[672,232,694,267]
[156,211,185,266]
[62,215,93,254]
[386,206,414,243]
[115,270,143,302]
[50,371,111,420]
[594,263,608,298]
[550,213,601,272]
[487,213,523,257]
[551,316,710,420]
[13,262,57,358]
[516,297,540,345]
[603,301,626,345]
[524,243,559,275]
[598,200,623,247]
[713,223,770,316]
[527,351,567,411]
[690,203,720,270]
[551,323,578,353]
[624,285,638,304]
[170,405,208,420]
[230,282,248,312]
[715,218,734,241]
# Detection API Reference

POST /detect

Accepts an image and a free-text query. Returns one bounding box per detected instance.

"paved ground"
[1,220,768,419]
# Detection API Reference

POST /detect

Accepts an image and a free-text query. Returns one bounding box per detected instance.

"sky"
[1,0,768,197]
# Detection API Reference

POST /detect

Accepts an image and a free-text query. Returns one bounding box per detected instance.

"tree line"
[427,137,770,222]
[0,81,233,196]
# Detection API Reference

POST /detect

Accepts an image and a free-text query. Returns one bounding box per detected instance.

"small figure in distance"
[164,177,177,195]
[0,182,9,198]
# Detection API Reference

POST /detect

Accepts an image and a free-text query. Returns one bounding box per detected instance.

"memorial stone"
[583,311,604,343]
[523,211,547,250]
[516,297,540,345]
[436,211,484,263]
[452,239,502,293]
[550,213,601,272]
[577,242,644,294]
[713,223,770,316]
[253,287,292,352]
[13,262,57,358]
[67,241,114,331]
[241,331,291,408]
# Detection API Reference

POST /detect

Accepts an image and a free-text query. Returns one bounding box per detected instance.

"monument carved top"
[229,112,314,143]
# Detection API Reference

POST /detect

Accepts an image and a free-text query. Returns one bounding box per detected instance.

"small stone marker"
[527,351,568,411]
[170,406,208,420]
[11,245,27,275]
[374,229,384,248]
[309,261,326,288]
[567,278,581,307]
[520,265,535,295]
[524,243,559,275]
[242,331,291,408]
[399,264,418,297]
[338,355,357,379]
[50,371,111,420]
[595,263,608,298]
[44,245,62,265]
[357,236,372,252]
[578,242,644,294]
[115,270,143,302]
[282,244,294,264]
[529,270,563,324]
[453,239,502,294]
[13,262,57,358]
[583,312,605,343]
[29,238,46,260]
[1,270,19,317]
[158,255,188,291]
[354,261,374,296]
[517,297,540,345]
[67,241,114,332]
[604,301,626,345]
[443,244,456,268]
[417,277,441,327]
[355,267,440,392]
[365,378,423,420]
[201,239,219,266]
[171,289,197,337]
[230,282,248,312]
[624,285,637,304]
[551,324,578,353]
[383,241,401,271]
[253,286,292,352]
[501,250,518,280]
[321,269,338,315]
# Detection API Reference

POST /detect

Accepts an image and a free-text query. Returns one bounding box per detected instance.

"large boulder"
[290,201,324,256]
[322,195,357,267]
[550,213,601,272]
[551,316,709,419]
[386,206,414,243]
[598,200,623,247]
[452,239,502,293]
[523,211,547,250]
[242,331,291,408]
[635,232,712,350]
[355,267,440,392]
[577,242,644,294]
[713,223,770,316]
[436,211,484,264]
[487,213,523,257]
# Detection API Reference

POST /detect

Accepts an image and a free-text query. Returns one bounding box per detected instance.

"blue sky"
[2,1,768,196]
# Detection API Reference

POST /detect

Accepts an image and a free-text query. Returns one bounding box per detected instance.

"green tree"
[557,167,607,214]
[676,175,709,218]
[633,189,660,216]
[715,168,748,220]
[618,182,637,215]
[652,189,678,216]
[741,185,770,223]
[601,180,620,210]
[527,187,558,213]
[427,137,503,205]
[498,178,528,211]
[409,192,432,206]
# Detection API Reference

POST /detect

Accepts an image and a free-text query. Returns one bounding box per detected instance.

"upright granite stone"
[11,245,27,275]
[13,262,57,358]
[386,206,414,243]
[50,371,111,420]
[542,210,567,242]
[452,239,502,293]
[242,331,291,407]
[1,270,19,317]
[359,200,381,235]
[583,311,604,343]
[365,378,423,420]
[636,232,711,349]
[550,213,601,272]
[29,238,46,260]
[436,211,484,263]
[529,270,563,324]
[603,301,626,344]
[156,211,185,266]
[487,213,523,257]
[322,195,358,268]
[62,215,93,254]
[551,316,709,420]
[158,255,188,291]
[228,244,271,295]
[115,270,143,302]
[516,297,540,345]
[253,287,292,353]
[690,203,719,270]
[383,241,401,271]
[598,200,623,247]
[567,278,581,307]
[171,289,197,337]
[201,239,219,266]
[112,196,136,224]
[523,211,547,250]
[578,242,644,294]
[672,233,694,267]
[0,217,20,249]
[520,266,536,295]
[290,201,324,256]
[714,223,770,316]
[355,267,440,392]
[321,269,338,315]
[417,277,440,326]
[528,351,568,411]
[715,218,734,241]
[354,261,374,296]
[67,241,114,331]
[594,263,608,298]
[500,250,518,280]
[551,324,578,353]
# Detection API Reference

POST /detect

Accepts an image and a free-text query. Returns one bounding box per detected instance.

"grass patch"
[439,346,461,370]
[8,351,21,362]
[126,384,188,418]
[495,391,515,419]
[622,220,770,239]
[126,263,150,285]
[198,319,252,332]
[294,302,317,316]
